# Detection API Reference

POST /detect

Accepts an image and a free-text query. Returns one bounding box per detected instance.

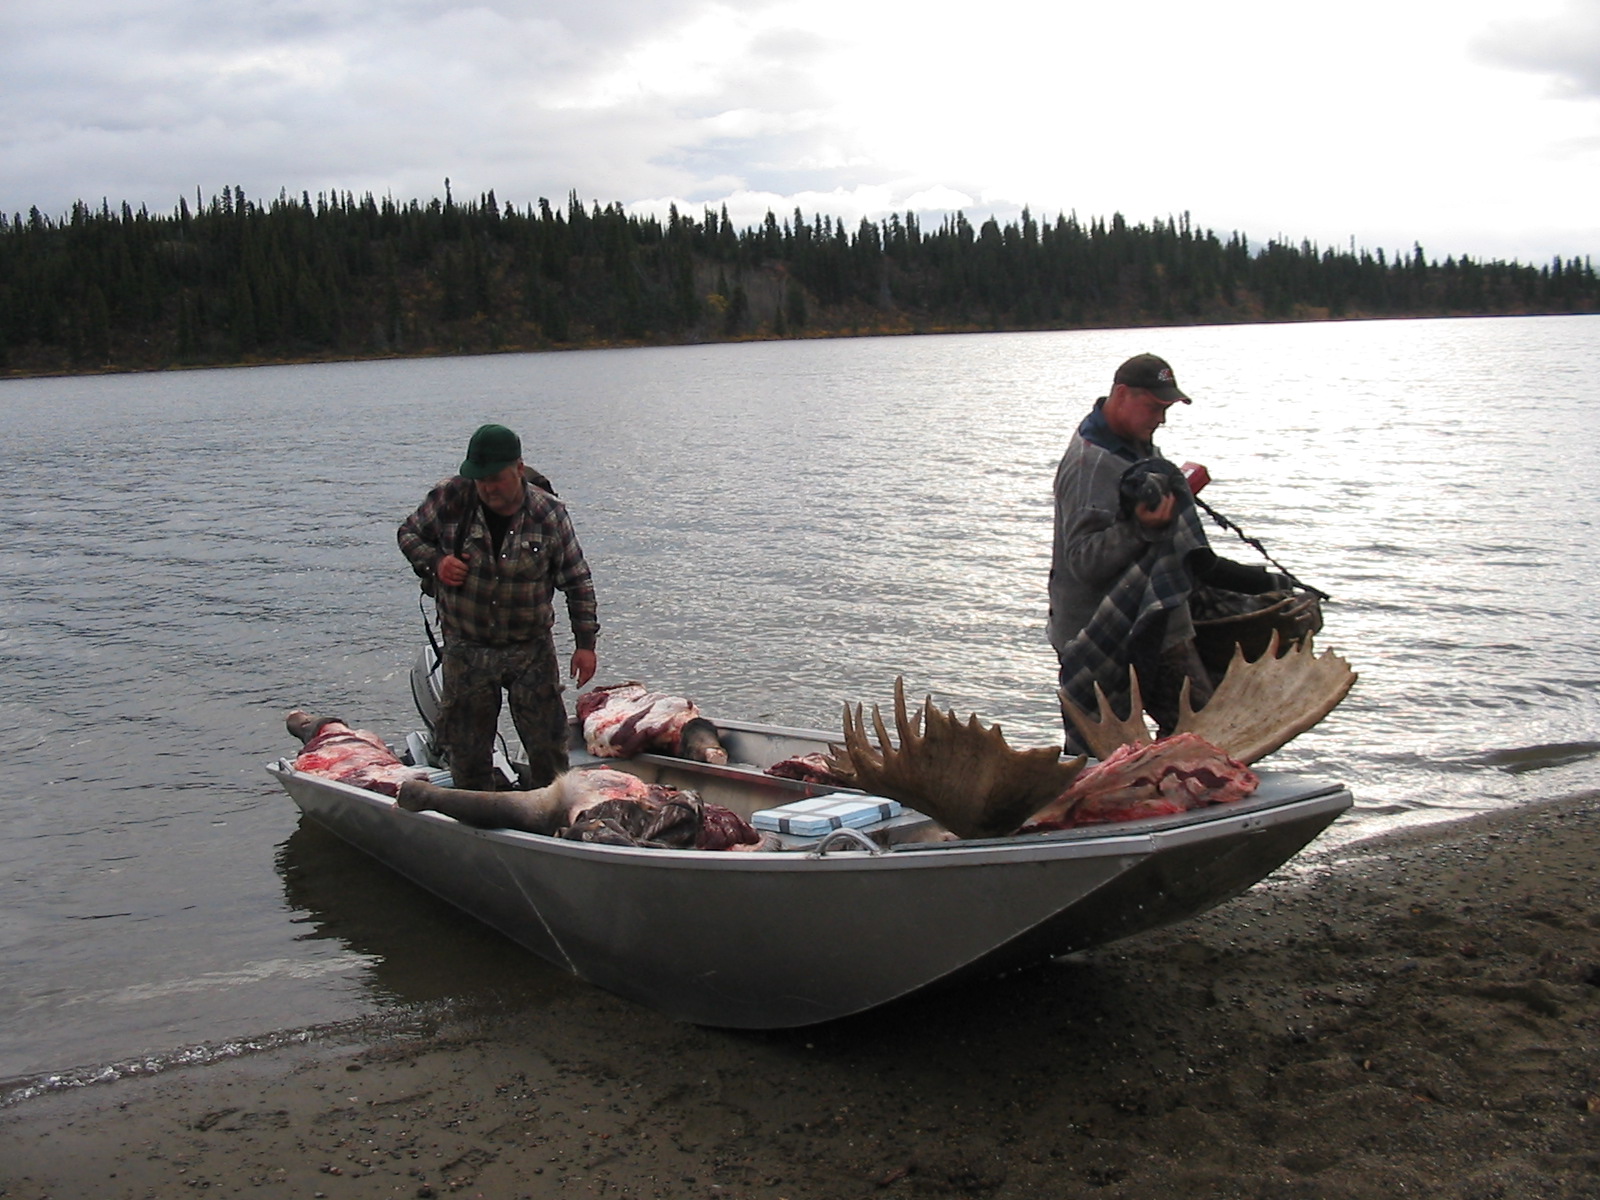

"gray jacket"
[1046,425,1195,654]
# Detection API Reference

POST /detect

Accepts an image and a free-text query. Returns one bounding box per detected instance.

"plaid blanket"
[1057,498,1214,739]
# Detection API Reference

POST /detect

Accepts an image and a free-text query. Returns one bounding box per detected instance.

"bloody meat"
[1024,733,1259,830]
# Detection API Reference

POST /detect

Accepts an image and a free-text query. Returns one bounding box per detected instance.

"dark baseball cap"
[460,423,522,479]
[1114,353,1191,404]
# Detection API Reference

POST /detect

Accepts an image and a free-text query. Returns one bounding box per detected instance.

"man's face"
[1103,384,1176,445]
[475,461,525,516]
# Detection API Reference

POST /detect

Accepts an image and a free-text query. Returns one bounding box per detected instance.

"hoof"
[396,780,432,812]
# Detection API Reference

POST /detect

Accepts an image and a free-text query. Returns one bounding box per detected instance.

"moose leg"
[396,778,566,834]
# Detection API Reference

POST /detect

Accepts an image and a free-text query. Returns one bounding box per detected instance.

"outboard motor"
[410,645,445,735]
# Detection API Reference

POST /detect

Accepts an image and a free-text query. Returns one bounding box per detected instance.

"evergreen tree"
[83,284,111,364]
[725,280,749,335]
[0,185,1593,376]
[229,272,256,356]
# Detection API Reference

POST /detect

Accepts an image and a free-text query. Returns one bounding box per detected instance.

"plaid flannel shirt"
[1056,499,1212,724]
[398,476,599,650]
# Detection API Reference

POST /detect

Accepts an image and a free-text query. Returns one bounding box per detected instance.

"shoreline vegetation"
[3,187,1597,380]
[3,790,1597,1198]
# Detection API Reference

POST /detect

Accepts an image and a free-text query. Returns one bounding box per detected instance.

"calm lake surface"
[3,315,1598,1092]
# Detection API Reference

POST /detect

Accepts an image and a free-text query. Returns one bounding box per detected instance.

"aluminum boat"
[267,654,1350,1028]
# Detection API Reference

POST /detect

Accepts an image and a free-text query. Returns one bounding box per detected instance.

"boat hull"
[269,744,1349,1028]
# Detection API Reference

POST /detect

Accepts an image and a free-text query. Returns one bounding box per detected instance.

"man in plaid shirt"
[399,424,599,789]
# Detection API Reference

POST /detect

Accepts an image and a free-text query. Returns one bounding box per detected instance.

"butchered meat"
[293,721,427,798]
[560,770,764,850]
[1023,733,1259,830]
[577,682,705,758]
[763,752,847,785]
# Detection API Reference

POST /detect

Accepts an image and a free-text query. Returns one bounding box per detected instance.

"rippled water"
[3,315,1598,1088]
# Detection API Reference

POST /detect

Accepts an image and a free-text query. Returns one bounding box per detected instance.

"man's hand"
[436,553,469,587]
[570,649,597,687]
[1134,492,1177,530]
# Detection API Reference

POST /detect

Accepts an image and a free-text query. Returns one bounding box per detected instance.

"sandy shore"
[5,791,1599,1200]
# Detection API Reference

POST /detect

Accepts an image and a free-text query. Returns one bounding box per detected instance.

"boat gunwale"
[266,758,1352,871]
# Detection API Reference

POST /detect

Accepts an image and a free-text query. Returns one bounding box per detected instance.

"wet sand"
[5,791,1599,1200]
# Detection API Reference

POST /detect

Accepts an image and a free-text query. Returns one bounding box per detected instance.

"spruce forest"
[3,185,1597,377]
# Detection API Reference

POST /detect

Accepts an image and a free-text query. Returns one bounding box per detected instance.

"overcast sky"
[4,0,1597,263]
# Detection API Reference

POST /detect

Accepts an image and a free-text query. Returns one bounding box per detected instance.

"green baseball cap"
[460,423,522,479]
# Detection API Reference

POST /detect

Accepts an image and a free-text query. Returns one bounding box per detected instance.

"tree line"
[1,184,1595,375]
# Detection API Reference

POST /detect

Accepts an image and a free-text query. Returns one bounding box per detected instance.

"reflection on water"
[276,819,577,1009]
[2,314,1598,1083]
[1462,741,1600,774]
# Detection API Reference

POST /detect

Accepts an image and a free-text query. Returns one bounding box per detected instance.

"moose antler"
[1057,673,1158,763]
[1059,633,1357,765]
[824,677,1085,839]
[1177,633,1356,764]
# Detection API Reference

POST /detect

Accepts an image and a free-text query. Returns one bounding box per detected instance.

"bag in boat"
[1191,589,1323,677]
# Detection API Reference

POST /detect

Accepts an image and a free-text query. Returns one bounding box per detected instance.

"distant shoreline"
[6,190,1593,382]
[2,308,1587,384]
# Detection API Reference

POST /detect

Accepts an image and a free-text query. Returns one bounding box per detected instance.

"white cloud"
[1,0,1596,262]
[902,186,975,214]
[1475,0,1600,97]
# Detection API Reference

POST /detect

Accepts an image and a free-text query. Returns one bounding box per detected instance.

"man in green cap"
[399,423,599,788]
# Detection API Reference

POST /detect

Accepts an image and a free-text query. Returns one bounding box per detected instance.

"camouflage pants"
[437,639,569,790]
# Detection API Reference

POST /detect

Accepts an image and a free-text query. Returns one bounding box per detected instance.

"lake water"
[3,315,1598,1094]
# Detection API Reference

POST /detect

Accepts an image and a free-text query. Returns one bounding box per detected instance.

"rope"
[1192,494,1331,601]
[418,590,444,672]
